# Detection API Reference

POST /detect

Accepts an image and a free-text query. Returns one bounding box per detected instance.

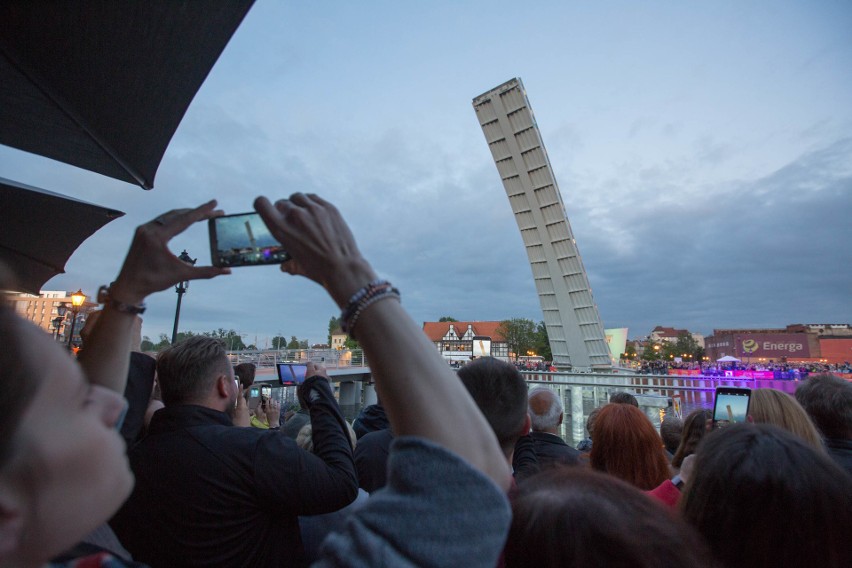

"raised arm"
[255,194,510,491]
[78,201,230,393]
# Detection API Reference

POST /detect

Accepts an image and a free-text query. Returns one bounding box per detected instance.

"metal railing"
[226,348,368,369]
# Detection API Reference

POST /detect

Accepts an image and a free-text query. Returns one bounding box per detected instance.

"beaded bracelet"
[341,280,392,329]
[341,282,400,338]
[346,287,400,339]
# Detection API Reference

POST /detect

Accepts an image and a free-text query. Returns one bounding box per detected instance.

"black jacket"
[513,431,580,472]
[354,428,394,492]
[110,378,357,568]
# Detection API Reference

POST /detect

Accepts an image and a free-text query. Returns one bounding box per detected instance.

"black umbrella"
[0,176,124,294]
[0,1,254,189]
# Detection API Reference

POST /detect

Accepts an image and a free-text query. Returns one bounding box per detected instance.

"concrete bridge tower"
[472,78,611,371]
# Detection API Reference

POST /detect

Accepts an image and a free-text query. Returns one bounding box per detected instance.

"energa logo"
[741,339,759,353]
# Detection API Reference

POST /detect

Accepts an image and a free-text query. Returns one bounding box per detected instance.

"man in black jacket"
[110,336,357,567]
[516,386,580,470]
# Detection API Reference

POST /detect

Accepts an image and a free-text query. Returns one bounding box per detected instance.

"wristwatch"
[671,474,685,490]
[97,285,146,315]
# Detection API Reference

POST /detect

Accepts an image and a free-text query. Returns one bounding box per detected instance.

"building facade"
[422,321,509,362]
[9,290,96,343]
[705,324,851,364]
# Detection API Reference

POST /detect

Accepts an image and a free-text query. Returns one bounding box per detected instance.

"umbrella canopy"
[0,177,124,294]
[0,1,254,189]
[716,355,741,363]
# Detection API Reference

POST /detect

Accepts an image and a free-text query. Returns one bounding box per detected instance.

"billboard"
[734,333,811,359]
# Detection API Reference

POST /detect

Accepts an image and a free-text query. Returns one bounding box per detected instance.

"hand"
[254,194,377,307]
[266,399,281,428]
[305,361,329,380]
[233,387,250,427]
[111,201,231,305]
[679,454,696,485]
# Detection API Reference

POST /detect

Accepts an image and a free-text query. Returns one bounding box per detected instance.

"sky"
[2,0,851,347]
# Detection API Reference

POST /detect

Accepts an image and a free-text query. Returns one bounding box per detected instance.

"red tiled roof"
[422,321,506,342]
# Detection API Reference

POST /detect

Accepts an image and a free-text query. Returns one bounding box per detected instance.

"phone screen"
[261,385,271,399]
[208,212,290,267]
[713,388,751,428]
[277,363,308,386]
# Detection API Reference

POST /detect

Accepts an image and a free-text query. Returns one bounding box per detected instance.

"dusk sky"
[2,1,850,347]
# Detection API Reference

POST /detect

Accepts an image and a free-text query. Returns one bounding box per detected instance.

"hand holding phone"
[712,387,751,429]
[260,385,271,410]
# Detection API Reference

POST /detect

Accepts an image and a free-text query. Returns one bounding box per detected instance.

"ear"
[518,413,532,437]
[557,413,563,426]
[0,490,24,560]
[215,375,231,399]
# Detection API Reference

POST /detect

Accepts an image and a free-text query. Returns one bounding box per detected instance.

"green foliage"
[438,316,458,322]
[141,336,155,352]
[642,339,662,361]
[534,321,552,361]
[497,318,537,360]
[328,316,339,345]
[271,335,287,350]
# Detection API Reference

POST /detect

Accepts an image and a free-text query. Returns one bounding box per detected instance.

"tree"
[438,316,458,322]
[534,321,552,361]
[202,329,245,351]
[674,332,701,361]
[141,335,155,352]
[642,339,662,361]
[328,316,340,345]
[497,318,537,360]
[272,335,287,350]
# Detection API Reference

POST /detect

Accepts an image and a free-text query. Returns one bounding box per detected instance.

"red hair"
[590,403,670,490]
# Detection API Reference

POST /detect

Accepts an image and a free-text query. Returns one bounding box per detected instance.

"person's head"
[506,467,710,568]
[528,387,563,433]
[749,388,823,449]
[457,357,529,458]
[660,415,683,455]
[795,373,852,440]
[156,336,237,413]
[585,406,603,440]
[671,409,712,468]
[682,424,852,568]
[610,391,639,407]
[234,362,256,390]
[590,403,670,490]
[0,305,133,565]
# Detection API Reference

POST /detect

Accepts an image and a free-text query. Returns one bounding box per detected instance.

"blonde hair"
[750,389,823,449]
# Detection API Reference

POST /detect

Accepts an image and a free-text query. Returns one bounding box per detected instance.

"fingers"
[155,200,223,240]
[187,266,232,280]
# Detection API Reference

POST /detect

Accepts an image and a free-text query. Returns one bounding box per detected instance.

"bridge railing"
[226,348,368,369]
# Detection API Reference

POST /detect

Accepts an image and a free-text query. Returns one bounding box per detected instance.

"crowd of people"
[1,195,851,567]
[639,359,851,377]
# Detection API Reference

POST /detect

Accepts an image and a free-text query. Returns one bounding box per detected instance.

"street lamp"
[66,289,86,349]
[171,250,197,344]
[53,302,68,339]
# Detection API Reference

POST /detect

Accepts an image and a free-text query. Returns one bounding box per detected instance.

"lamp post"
[66,289,86,349]
[53,302,68,340]
[171,250,197,344]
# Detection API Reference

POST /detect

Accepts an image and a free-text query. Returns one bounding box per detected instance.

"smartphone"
[249,386,260,399]
[208,212,290,268]
[260,385,271,410]
[712,387,751,429]
[277,363,308,386]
